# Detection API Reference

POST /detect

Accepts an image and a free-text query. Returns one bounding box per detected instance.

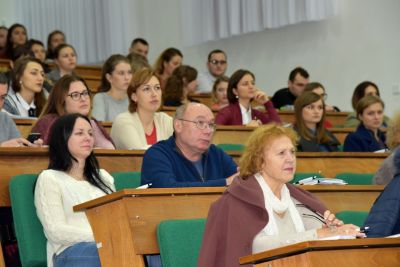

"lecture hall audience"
[344,81,389,128]
[34,113,115,267]
[210,75,229,110]
[163,65,199,107]
[46,30,66,60]
[111,68,173,150]
[343,95,388,152]
[4,23,28,60]
[46,43,77,85]
[271,67,309,110]
[293,91,340,152]
[0,72,42,147]
[198,124,363,267]
[3,57,46,118]
[373,111,400,185]
[141,102,238,188]
[197,49,228,94]
[2,20,400,267]
[31,75,115,149]
[0,26,8,58]
[92,54,132,122]
[363,148,400,237]
[304,82,340,112]
[129,38,149,58]
[154,47,183,90]
[216,69,281,126]
[126,52,150,74]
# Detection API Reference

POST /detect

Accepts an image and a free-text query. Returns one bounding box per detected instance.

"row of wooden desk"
[0,146,389,266]
[15,119,354,144]
[0,147,386,207]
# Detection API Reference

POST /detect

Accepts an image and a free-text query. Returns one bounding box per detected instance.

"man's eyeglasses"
[178,119,216,131]
[67,90,90,101]
[209,60,227,65]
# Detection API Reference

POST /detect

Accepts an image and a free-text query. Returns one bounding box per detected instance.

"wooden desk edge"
[73,185,383,212]
[239,237,400,265]
[73,187,227,211]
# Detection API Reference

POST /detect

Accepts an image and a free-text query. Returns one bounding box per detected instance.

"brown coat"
[197,175,326,267]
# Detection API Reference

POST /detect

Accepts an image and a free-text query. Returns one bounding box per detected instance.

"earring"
[235,95,239,99]
[19,80,22,84]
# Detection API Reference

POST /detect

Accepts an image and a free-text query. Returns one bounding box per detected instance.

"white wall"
[0,0,16,26]
[2,0,400,115]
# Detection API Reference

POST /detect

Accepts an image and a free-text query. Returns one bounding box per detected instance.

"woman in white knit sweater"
[111,68,173,150]
[34,113,115,267]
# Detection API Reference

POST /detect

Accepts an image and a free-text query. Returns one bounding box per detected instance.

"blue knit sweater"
[141,135,237,188]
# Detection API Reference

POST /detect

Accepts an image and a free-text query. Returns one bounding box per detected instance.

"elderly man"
[141,103,238,187]
[271,67,310,110]
[128,38,149,58]
[196,49,228,94]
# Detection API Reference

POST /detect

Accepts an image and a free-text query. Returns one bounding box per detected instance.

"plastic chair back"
[9,174,47,267]
[157,219,206,267]
[335,173,374,185]
[336,210,369,226]
[112,171,141,190]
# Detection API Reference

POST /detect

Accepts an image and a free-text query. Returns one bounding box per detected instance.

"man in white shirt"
[197,49,228,93]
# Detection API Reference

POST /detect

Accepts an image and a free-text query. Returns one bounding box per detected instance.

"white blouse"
[34,169,115,267]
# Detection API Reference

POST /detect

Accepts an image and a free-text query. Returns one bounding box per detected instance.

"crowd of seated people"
[293,91,340,152]
[92,54,132,122]
[1,22,400,267]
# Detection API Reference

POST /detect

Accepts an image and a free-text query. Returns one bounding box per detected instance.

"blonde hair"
[386,112,400,149]
[239,124,298,178]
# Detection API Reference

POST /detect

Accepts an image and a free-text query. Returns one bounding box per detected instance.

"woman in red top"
[215,69,281,126]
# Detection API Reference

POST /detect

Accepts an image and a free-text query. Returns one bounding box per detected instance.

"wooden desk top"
[74,187,225,211]
[239,237,400,265]
[0,148,387,207]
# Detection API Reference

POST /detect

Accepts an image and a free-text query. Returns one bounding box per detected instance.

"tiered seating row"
[0,147,387,207]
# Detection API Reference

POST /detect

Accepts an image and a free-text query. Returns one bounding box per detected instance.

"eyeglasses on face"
[178,119,216,131]
[67,90,90,101]
[209,60,227,65]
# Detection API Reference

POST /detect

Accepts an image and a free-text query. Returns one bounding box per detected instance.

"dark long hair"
[351,81,380,110]
[48,113,113,194]
[39,74,90,118]
[12,57,47,116]
[163,65,197,104]
[47,30,66,59]
[5,23,28,60]
[294,91,331,143]
[227,69,255,104]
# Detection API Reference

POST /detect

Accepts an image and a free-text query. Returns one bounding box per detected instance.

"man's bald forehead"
[184,103,213,118]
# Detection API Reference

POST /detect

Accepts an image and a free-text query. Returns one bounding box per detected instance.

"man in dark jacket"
[363,149,400,237]
[271,67,309,109]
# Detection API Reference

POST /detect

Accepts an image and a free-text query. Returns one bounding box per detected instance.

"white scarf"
[255,173,305,236]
